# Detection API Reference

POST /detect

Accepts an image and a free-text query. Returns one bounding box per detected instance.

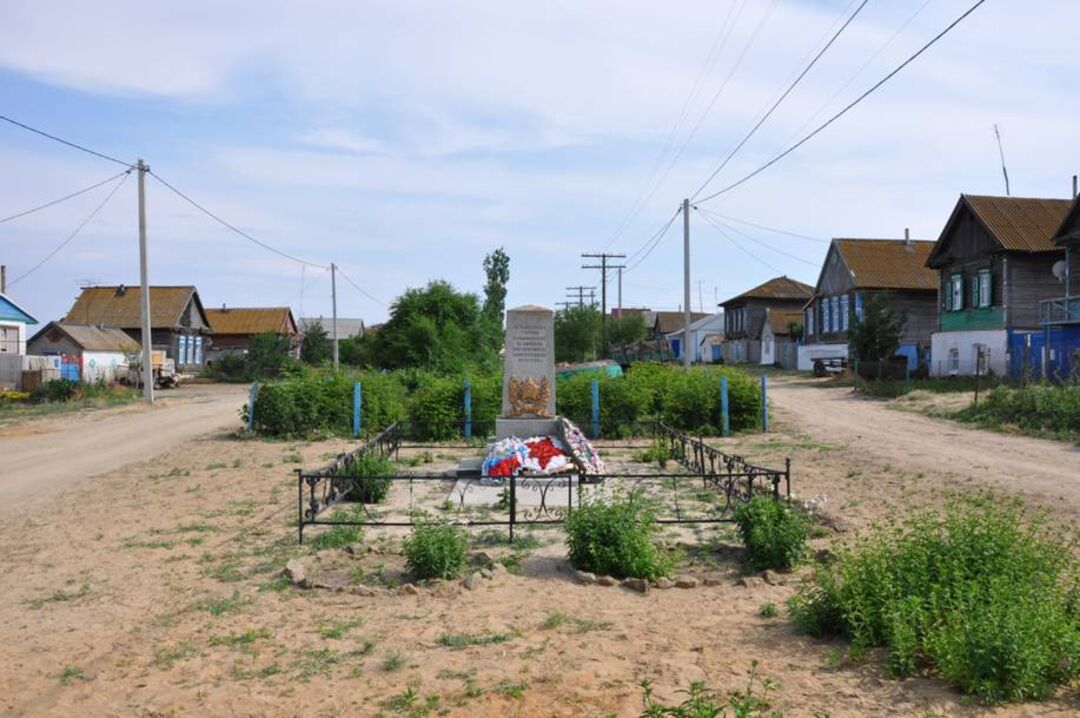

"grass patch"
[640,661,780,717]
[404,520,469,580]
[154,641,200,668]
[210,627,273,650]
[758,603,778,618]
[192,590,251,617]
[787,493,1079,703]
[436,631,515,649]
[382,650,407,672]
[318,617,362,640]
[309,506,365,550]
[539,611,612,632]
[492,680,528,699]
[25,583,89,609]
[57,665,90,685]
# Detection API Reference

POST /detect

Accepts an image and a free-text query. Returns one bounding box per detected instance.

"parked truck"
[126,350,181,389]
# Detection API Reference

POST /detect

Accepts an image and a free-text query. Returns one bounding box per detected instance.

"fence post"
[590,378,600,439]
[785,457,791,498]
[760,373,769,433]
[720,376,730,437]
[509,474,517,543]
[247,381,259,432]
[905,363,911,394]
[463,379,472,440]
[352,381,362,438]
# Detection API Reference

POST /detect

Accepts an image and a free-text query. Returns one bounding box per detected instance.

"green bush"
[31,379,79,403]
[956,384,1080,439]
[333,452,393,503]
[787,494,1079,703]
[733,497,807,571]
[309,505,365,550]
[565,494,675,580]
[404,520,469,580]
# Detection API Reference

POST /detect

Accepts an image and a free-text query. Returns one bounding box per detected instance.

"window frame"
[840,295,850,332]
[949,274,964,312]
[977,269,991,308]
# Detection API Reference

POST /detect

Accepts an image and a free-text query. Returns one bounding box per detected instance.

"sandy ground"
[0,380,1076,718]
[0,383,248,505]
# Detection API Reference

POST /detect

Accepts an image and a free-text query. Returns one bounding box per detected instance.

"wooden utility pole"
[331,262,339,371]
[581,253,625,355]
[137,159,154,404]
[682,198,691,369]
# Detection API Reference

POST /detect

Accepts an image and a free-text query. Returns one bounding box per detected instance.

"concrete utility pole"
[581,253,625,356]
[682,198,691,369]
[617,266,623,318]
[331,262,339,371]
[137,159,155,404]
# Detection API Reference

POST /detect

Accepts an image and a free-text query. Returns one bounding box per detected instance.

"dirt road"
[0,383,247,505]
[768,376,1080,520]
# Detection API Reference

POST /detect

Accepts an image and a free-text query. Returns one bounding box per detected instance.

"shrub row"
[955,384,1080,439]
[248,362,762,439]
[788,495,1079,703]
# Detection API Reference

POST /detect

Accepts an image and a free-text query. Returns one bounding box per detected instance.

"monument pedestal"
[495,417,560,440]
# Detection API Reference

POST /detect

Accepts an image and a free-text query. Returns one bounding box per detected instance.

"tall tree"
[300,323,332,365]
[482,247,510,325]
[848,293,906,363]
[554,306,601,363]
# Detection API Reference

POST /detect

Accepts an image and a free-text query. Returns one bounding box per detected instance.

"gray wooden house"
[719,276,813,364]
[62,285,212,373]
[925,194,1071,377]
[800,236,937,372]
[1040,194,1080,378]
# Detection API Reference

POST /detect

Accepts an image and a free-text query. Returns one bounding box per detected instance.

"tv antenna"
[993,124,1010,196]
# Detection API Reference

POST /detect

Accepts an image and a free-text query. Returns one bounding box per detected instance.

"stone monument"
[496,305,558,439]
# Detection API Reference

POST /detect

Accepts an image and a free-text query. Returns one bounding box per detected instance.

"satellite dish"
[1052,260,1067,282]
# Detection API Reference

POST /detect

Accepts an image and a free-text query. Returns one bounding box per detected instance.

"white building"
[27,322,140,384]
[664,312,725,363]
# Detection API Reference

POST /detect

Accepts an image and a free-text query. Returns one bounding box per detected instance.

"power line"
[698,212,786,275]
[283,265,330,307]
[7,171,131,288]
[148,170,329,269]
[0,112,134,168]
[705,212,829,243]
[624,208,682,273]
[696,208,819,266]
[601,0,744,249]
[1,170,131,224]
[336,265,388,307]
[690,0,871,200]
[696,0,988,204]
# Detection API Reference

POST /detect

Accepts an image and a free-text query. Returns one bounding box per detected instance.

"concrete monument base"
[495,417,560,440]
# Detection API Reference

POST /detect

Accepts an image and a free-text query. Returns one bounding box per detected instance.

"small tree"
[607,313,647,355]
[787,321,804,343]
[246,333,292,379]
[554,306,601,363]
[300,323,332,365]
[848,293,905,364]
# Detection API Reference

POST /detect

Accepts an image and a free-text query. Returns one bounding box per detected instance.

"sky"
[1,0,1077,326]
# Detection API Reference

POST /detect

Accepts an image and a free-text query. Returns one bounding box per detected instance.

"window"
[178,335,189,365]
[194,336,204,366]
[805,307,814,337]
[840,295,850,332]
[949,274,964,311]
[978,269,991,308]
[0,326,9,353]
[822,298,831,333]
[949,347,960,375]
[831,296,840,332]
[854,292,864,321]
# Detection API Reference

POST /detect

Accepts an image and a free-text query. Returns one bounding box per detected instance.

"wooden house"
[1041,195,1080,378]
[925,195,1071,377]
[62,285,212,373]
[651,311,707,359]
[761,308,803,369]
[719,276,812,364]
[205,306,300,364]
[799,237,937,372]
[27,322,140,383]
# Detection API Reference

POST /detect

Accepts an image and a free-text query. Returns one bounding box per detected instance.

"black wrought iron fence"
[296,422,791,544]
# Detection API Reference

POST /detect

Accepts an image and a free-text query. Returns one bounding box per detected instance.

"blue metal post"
[590,378,600,439]
[761,373,769,433]
[720,376,730,437]
[905,363,911,394]
[352,381,362,438]
[463,379,473,440]
[247,382,259,432]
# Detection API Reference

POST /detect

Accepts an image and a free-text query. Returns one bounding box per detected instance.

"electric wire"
[690,0,871,200]
[7,171,131,288]
[336,266,388,307]
[283,265,330,307]
[624,208,682,273]
[1,170,131,224]
[696,207,819,266]
[601,0,743,249]
[695,0,987,204]
[0,112,134,168]
[148,170,329,270]
[702,211,829,243]
[698,211,786,275]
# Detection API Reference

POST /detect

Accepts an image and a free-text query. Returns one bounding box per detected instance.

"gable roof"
[1053,194,1080,246]
[299,316,367,338]
[830,238,937,291]
[654,311,708,335]
[928,194,1071,267]
[0,293,38,325]
[29,321,140,352]
[720,276,813,307]
[767,309,804,336]
[63,285,209,331]
[205,306,298,336]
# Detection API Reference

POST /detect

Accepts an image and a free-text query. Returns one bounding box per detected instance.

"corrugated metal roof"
[768,309,804,335]
[30,322,140,352]
[1052,195,1080,245]
[0,292,38,324]
[206,307,297,336]
[721,276,813,306]
[299,316,367,337]
[963,194,1071,252]
[63,286,202,330]
[834,238,937,290]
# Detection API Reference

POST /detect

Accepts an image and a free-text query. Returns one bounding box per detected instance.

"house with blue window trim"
[1039,193,1080,379]
[62,285,212,373]
[926,194,1071,378]
[0,290,38,357]
[799,235,938,372]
